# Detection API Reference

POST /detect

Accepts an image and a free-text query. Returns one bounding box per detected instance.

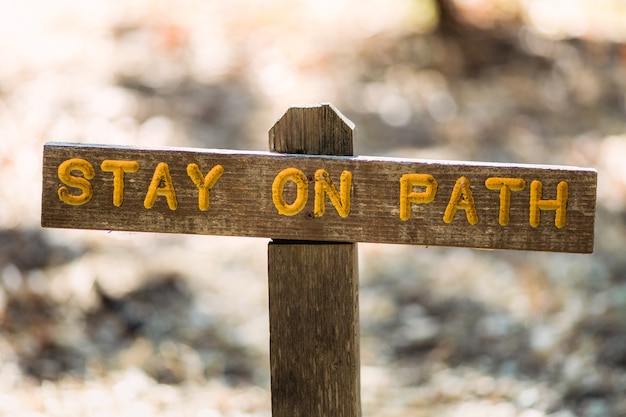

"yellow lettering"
[100,160,140,207]
[272,168,308,216]
[485,177,526,226]
[443,176,478,225]
[57,158,95,206]
[314,169,352,218]
[186,163,224,211]
[529,180,568,228]
[399,173,438,221]
[143,162,178,210]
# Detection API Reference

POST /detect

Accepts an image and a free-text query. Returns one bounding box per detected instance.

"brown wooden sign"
[40,104,598,417]
[41,142,597,253]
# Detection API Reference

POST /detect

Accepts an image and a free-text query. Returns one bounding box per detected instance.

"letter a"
[485,177,525,226]
[272,168,308,216]
[443,176,478,225]
[144,162,178,210]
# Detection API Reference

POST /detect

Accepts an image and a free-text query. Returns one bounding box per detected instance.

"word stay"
[42,143,597,253]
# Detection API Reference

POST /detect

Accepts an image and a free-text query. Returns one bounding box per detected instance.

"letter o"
[272,168,308,216]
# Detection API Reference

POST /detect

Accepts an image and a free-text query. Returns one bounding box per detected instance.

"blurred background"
[1,0,626,415]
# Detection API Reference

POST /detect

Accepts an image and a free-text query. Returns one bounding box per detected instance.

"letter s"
[57,158,95,206]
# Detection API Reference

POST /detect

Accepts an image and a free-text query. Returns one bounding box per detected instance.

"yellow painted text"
[443,176,478,225]
[314,169,352,218]
[144,162,178,210]
[399,173,438,221]
[485,177,526,226]
[57,158,95,206]
[100,160,140,207]
[187,163,224,211]
[530,180,568,228]
[53,157,572,229]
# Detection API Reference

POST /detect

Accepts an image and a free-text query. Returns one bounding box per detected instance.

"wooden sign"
[42,142,597,253]
[40,104,599,417]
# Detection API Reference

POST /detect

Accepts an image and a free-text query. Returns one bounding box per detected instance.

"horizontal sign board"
[41,143,597,253]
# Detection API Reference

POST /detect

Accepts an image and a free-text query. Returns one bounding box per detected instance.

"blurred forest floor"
[1,0,626,416]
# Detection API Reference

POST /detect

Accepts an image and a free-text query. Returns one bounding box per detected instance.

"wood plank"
[268,104,360,417]
[268,242,360,417]
[41,142,597,253]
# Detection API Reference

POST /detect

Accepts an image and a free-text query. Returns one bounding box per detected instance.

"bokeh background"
[1,0,626,416]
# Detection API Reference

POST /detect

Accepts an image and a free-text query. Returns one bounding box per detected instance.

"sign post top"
[269,103,354,156]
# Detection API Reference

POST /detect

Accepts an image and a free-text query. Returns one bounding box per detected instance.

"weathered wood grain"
[269,103,354,156]
[268,104,360,417]
[268,242,360,417]
[41,141,597,253]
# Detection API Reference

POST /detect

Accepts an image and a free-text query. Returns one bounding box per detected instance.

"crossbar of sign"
[41,143,597,253]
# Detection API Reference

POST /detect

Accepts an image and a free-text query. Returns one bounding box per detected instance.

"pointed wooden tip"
[269,103,355,156]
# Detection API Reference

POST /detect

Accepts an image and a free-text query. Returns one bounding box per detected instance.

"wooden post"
[268,104,361,417]
[40,103,598,415]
